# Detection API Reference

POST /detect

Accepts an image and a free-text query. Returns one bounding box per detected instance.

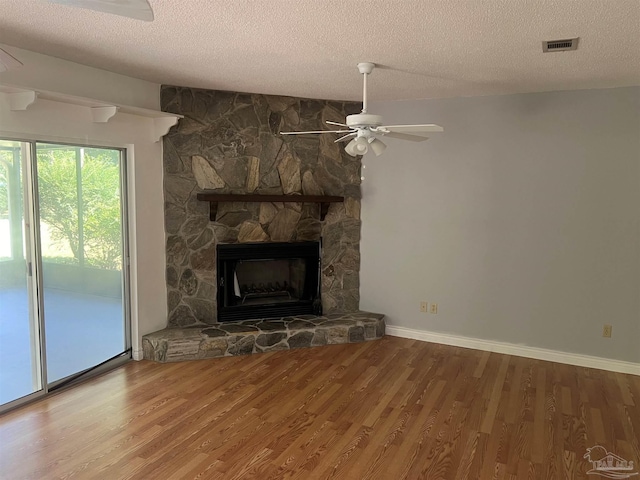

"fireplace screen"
[217,242,320,322]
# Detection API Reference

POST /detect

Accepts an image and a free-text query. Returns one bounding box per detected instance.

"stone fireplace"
[160,86,363,326]
[142,87,385,362]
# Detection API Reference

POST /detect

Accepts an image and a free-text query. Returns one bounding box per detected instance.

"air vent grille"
[543,38,579,52]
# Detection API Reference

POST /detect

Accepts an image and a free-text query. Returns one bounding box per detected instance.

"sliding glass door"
[36,143,128,384]
[0,139,130,409]
[0,140,41,405]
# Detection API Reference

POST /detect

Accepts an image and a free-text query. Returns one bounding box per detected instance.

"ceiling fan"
[47,0,154,21]
[280,62,443,157]
[0,48,23,72]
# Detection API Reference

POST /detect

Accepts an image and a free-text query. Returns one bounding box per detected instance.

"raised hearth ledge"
[142,311,385,363]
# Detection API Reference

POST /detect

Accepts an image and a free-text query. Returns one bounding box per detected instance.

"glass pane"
[36,143,126,383]
[0,140,42,405]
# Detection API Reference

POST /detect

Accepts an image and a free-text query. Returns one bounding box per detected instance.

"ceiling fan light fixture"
[345,137,370,156]
[369,138,386,156]
[345,138,368,157]
[354,137,369,153]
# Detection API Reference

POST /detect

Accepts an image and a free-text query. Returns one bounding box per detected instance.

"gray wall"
[360,87,640,363]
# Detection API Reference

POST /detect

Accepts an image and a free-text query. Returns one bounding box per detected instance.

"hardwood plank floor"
[1,336,638,479]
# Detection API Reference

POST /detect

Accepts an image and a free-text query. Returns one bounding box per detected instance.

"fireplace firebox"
[216,242,321,322]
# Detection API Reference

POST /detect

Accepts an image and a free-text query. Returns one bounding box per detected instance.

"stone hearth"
[142,311,384,362]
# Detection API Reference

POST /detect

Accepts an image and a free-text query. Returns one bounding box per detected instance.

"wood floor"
[1,336,638,479]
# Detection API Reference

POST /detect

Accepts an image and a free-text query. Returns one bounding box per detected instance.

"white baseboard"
[385,325,640,376]
[132,348,143,361]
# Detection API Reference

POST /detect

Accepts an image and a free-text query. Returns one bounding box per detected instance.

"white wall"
[361,87,640,364]
[0,44,159,110]
[0,47,168,358]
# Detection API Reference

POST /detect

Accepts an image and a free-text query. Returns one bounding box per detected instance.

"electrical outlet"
[420,301,428,313]
[430,303,438,314]
[602,325,612,338]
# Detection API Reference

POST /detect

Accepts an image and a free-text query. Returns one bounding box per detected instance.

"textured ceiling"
[1,0,639,101]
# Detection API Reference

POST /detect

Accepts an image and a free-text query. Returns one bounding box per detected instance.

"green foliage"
[81,150,123,270]
[37,149,79,262]
[0,150,10,217]
[36,146,123,270]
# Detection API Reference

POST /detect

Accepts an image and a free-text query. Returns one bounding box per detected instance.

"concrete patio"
[0,287,124,405]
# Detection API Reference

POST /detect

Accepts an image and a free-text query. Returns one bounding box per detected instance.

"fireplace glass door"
[217,242,320,322]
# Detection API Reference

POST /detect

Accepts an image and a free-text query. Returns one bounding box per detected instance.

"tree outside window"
[36,146,122,271]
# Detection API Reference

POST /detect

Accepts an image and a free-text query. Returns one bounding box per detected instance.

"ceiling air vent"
[543,38,579,52]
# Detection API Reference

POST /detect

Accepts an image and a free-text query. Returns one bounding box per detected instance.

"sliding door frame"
[0,136,132,413]
[26,140,47,398]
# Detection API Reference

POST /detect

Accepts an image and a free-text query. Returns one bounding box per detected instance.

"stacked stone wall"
[161,87,362,326]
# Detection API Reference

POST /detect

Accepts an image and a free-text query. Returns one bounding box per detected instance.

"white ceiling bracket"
[153,116,180,142]
[357,62,375,75]
[91,105,119,123]
[8,90,38,111]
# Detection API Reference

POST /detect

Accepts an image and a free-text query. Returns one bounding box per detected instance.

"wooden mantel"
[196,193,344,221]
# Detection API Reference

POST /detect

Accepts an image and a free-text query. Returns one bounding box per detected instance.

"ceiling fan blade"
[334,132,357,143]
[384,132,430,142]
[326,121,348,127]
[48,0,154,21]
[380,124,444,133]
[280,130,352,135]
[0,48,23,72]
